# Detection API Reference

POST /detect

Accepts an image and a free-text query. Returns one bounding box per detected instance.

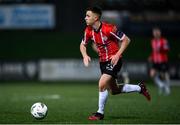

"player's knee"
[99,82,107,92]
[99,85,106,92]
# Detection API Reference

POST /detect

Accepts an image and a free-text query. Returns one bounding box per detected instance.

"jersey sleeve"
[160,39,169,52]
[81,28,92,45]
[163,39,170,50]
[109,25,125,41]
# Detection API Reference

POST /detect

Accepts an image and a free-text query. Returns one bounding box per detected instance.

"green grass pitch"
[0,81,180,124]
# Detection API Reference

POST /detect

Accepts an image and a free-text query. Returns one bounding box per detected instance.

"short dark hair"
[86,6,102,18]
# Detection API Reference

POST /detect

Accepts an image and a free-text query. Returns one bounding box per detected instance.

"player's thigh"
[108,78,119,91]
[159,71,167,80]
[164,72,170,79]
[99,74,119,92]
[107,76,122,95]
[99,74,115,91]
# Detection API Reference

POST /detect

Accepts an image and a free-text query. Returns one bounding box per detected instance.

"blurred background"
[0,0,180,82]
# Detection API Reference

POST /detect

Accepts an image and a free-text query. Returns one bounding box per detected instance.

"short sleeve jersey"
[81,22,125,62]
[150,37,169,63]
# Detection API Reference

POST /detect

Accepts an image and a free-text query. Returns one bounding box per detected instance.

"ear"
[94,15,99,21]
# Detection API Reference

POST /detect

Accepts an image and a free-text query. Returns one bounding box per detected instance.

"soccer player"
[148,27,170,95]
[80,6,151,120]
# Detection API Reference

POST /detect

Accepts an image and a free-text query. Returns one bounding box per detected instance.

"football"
[30,102,48,119]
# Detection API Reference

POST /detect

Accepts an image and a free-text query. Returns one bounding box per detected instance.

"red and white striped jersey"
[150,37,169,63]
[81,22,125,62]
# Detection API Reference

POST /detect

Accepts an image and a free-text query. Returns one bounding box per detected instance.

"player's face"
[153,29,161,38]
[85,11,98,26]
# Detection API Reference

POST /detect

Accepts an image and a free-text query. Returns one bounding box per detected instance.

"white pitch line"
[11,94,61,102]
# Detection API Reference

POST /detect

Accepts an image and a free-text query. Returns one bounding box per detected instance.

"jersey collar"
[93,22,102,33]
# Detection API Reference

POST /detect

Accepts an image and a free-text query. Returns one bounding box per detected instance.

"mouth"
[85,21,89,25]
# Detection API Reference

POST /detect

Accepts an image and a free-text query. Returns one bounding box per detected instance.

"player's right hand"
[83,56,91,67]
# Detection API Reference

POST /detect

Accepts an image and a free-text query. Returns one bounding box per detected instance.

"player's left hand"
[110,54,121,66]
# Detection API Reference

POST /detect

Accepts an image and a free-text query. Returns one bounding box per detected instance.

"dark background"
[0,0,180,61]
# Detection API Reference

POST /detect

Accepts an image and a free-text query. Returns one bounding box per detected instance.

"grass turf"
[0,81,180,124]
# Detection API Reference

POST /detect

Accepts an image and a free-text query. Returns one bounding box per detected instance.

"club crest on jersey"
[102,36,108,41]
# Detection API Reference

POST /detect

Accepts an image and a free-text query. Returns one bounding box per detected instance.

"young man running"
[80,6,151,120]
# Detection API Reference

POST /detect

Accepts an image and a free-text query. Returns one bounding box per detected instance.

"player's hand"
[83,56,91,67]
[150,68,156,78]
[110,54,121,66]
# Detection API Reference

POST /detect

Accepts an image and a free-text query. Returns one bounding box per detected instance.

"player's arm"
[148,40,153,63]
[116,35,130,58]
[160,39,169,53]
[80,43,91,67]
[110,28,130,66]
[112,35,130,66]
[80,28,92,67]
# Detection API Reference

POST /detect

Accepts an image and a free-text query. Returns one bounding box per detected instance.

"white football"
[30,102,48,119]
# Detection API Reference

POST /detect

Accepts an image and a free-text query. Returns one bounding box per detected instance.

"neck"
[92,21,101,31]
[155,37,161,40]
